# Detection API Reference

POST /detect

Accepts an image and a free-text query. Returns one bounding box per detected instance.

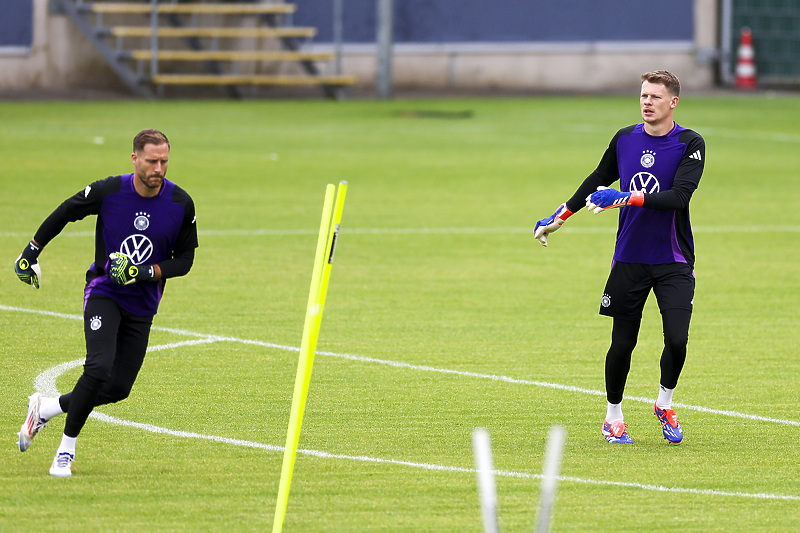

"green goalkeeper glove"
[15,241,42,289]
[109,252,154,285]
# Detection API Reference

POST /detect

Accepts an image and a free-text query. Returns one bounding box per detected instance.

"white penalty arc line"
[31,357,800,503]
[8,306,800,502]
[5,304,799,428]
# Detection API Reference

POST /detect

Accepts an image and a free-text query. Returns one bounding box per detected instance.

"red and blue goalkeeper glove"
[586,186,644,214]
[533,203,574,247]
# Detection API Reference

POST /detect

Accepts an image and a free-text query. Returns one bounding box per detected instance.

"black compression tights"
[604,308,692,404]
[58,296,151,439]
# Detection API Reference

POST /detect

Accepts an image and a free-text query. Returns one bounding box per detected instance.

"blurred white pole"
[376,0,393,99]
[472,428,500,533]
[333,0,343,75]
[535,426,566,533]
[719,0,735,85]
[150,0,158,78]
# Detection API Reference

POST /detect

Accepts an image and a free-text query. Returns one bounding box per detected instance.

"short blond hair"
[641,70,681,97]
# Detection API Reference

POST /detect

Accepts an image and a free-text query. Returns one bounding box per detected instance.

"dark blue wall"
[294,0,695,43]
[0,0,33,47]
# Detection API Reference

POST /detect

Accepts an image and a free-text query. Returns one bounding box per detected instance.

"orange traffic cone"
[735,27,757,89]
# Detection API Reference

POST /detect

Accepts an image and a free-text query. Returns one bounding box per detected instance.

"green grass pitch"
[1,94,799,532]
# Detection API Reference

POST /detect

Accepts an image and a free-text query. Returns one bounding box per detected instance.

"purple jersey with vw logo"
[566,123,705,267]
[35,174,198,316]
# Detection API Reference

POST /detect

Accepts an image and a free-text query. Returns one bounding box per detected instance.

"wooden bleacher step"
[126,50,335,62]
[152,74,356,86]
[84,2,296,15]
[105,26,317,39]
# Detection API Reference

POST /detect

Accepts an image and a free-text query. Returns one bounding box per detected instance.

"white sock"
[606,402,623,422]
[656,385,674,410]
[39,396,65,421]
[58,435,77,456]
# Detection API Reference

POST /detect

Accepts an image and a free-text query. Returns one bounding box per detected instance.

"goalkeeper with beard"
[14,129,198,476]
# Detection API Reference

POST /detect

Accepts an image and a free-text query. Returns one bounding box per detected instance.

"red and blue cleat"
[654,403,683,443]
[602,420,633,444]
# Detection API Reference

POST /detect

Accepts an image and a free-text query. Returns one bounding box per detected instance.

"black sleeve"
[156,184,198,280]
[564,126,632,213]
[641,130,705,210]
[33,176,121,247]
[158,248,195,279]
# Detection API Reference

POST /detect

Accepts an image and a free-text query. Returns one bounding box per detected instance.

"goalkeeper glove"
[109,252,154,286]
[533,203,574,247]
[15,240,42,289]
[586,186,644,214]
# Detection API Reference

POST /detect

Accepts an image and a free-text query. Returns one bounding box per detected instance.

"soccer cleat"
[49,452,75,478]
[654,403,683,443]
[602,420,633,444]
[18,393,47,452]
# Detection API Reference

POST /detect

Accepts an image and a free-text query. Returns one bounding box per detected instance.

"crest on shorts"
[601,294,612,308]
[90,316,102,331]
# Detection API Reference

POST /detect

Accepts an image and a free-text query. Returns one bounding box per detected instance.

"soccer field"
[1,94,799,532]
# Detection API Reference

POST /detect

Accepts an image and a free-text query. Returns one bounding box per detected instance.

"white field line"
[321,352,800,427]
[2,225,800,240]
[4,304,799,428]
[6,304,800,502]
[29,358,800,502]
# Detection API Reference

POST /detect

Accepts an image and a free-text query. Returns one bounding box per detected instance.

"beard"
[137,171,164,190]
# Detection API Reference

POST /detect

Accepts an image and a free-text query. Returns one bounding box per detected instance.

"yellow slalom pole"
[272,182,347,533]
[316,181,348,329]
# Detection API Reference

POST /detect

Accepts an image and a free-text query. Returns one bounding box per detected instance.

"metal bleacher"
[53,0,356,98]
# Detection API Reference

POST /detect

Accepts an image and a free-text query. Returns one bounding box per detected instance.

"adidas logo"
[689,150,702,161]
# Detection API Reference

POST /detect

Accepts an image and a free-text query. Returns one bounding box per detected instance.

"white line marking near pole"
[76,417,800,501]
[147,338,223,351]
[28,353,800,503]
[5,304,799,428]
[472,428,500,533]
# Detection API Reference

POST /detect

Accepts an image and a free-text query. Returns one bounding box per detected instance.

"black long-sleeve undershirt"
[33,176,196,281]
[564,126,703,214]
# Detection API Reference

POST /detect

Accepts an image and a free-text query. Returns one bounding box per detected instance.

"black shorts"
[599,262,694,319]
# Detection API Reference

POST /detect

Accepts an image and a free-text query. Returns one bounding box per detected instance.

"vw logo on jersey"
[640,150,656,168]
[119,234,154,265]
[630,172,660,194]
[134,212,150,231]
